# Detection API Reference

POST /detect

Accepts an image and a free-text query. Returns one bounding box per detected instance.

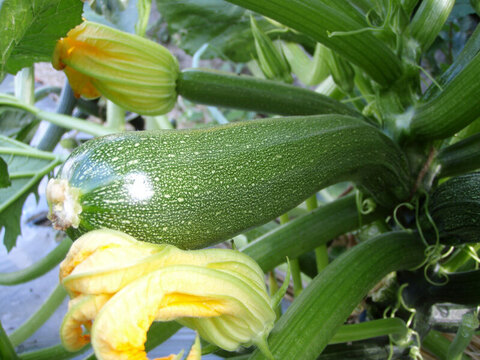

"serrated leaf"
[156,0,274,62]
[0,0,83,79]
[0,135,61,251]
[0,157,10,188]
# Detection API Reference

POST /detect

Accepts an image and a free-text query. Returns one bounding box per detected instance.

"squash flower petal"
[60,229,276,360]
[53,21,180,115]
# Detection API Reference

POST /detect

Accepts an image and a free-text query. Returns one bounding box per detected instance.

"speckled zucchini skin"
[55,115,410,248]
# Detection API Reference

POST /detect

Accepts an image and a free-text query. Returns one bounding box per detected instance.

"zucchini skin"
[51,115,410,248]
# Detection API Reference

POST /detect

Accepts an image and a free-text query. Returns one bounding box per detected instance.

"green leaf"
[0,157,10,188]
[156,0,274,62]
[0,107,37,141]
[0,135,61,251]
[0,0,83,79]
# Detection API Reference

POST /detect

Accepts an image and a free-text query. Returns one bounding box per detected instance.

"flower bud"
[53,21,179,115]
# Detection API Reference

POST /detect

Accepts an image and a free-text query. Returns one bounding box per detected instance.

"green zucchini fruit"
[427,172,480,245]
[47,115,410,249]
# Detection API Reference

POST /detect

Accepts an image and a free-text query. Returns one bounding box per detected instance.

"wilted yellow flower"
[53,21,179,115]
[59,229,277,360]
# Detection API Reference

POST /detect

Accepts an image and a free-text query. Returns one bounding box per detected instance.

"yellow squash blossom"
[53,21,179,115]
[59,229,278,360]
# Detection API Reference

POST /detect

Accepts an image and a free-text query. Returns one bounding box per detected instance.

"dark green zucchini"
[47,115,410,249]
[427,172,480,245]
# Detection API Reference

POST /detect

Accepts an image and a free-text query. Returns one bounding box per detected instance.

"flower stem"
[0,238,71,285]
[9,284,67,347]
[106,100,125,131]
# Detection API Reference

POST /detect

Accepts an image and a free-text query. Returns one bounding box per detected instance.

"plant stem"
[279,213,303,297]
[330,318,407,344]
[106,100,125,131]
[244,194,383,272]
[247,231,425,359]
[306,195,329,273]
[19,344,90,360]
[422,330,473,360]
[36,82,77,151]
[0,238,71,285]
[9,285,67,347]
[177,69,361,117]
[14,66,34,106]
[447,312,479,360]
[0,321,19,360]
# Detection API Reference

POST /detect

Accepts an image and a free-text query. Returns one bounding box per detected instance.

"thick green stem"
[447,312,479,360]
[330,318,407,344]
[244,194,382,272]
[279,213,303,297]
[306,195,329,272]
[177,69,361,118]
[410,52,480,141]
[441,244,480,273]
[9,285,67,347]
[222,0,403,86]
[409,0,455,51]
[0,238,71,285]
[36,82,77,151]
[437,133,480,178]
[422,330,473,360]
[247,231,425,359]
[0,321,18,360]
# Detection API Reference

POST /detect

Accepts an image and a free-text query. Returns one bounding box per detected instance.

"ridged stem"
[177,69,361,117]
[19,344,90,360]
[36,82,77,151]
[0,238,71,285]
[222,0,403,86]
[247,231,425,359]
[437,133,480,178]
[410,52,480,141]
[244,194,382,272]
[441,244,480,273]
[409,0,455,51]
[305,195,329,273]
[278,213,303,297]
[14,67,34,105]
[447,312,478,360]
[0,321,18,360]
[9,285,67,347]
[423,25,480,101]
[330,318,407,344]
[422,330,473,360]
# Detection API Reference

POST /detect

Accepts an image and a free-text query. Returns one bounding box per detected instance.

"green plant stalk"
[244,194,382,272]
[329,318,407,344]
[9,285,67,347]
[144,115,174,130]
[278,213,303,297]
[0,321,18,360]
[246,231,425,359]
[14,66,34,106]
[409,0,455,51]
[81,321,182,360]
[106,100,125,131]
[422,330,472,360]
[36,82,77,152]
[268,271,282,319]
[441,244,480,273]
[0,238,71,285]
[19,344,90,360]
[447,312,479,360]
[222,0,403,86]
[177,69,361,118]
[423,25,480,101]
[410,52,480,141]
[0,93,112,137]
[437,133,480,178]
[305,195,329,273]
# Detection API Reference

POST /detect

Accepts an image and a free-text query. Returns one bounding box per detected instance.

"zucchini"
[47,115,410,249]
